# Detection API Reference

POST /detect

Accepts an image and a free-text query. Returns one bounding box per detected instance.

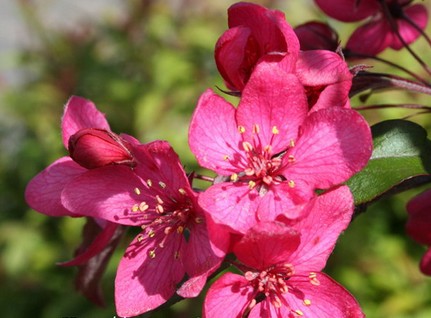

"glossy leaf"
[348,120,431,209]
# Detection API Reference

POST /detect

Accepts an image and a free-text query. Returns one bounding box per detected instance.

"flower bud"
[294,21,339,51]
[68,128,135,169]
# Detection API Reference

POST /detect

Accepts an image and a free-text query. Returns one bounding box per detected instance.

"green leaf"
[348,119,431,209]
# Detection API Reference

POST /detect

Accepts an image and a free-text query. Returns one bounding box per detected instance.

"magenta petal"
[25,156,86,217]
[280,272,364,317]
[236,61,308,153]
[58,221,120,266]
[215,26,255,91]
[420,248,431,276]
[314,0,379,22]
[406,189,431,244]
[61,166,150,226]
[284,186,354,271]
[115,234,185,317]
[285,108,372,190]
[199,183,260,234]
[233,221,300,270]
[189,89,245,175]
[204,273,254,318]
[391,4,429,50]
[346,20,393,55]
[61,96,110,148]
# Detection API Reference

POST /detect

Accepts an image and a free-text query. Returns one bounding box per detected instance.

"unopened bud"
[68,128,135,169]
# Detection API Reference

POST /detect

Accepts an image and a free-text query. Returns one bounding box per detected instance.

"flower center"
[125,181,200,260]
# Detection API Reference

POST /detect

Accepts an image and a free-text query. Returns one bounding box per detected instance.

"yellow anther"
[294,309,304,316]
[238,125,246,133]
[290,139,295,147]
[132,204,139,212]
[134,187,141,195]
[303,299,311,306]
[263,145,272,153]
[139,202,149,212]
[178,188,187,195]
[148,230,155,238]
[137,234,144,242]
[156,204,164,214]
[248,180,256,189]
[223,155,230,161]
[146,179,153,187]
[242,141,253,152]
[156,195,164,205]
[159,181,166,189]
[177,226,184,234]
[253,124,260,134]
[309,272,320,286]
[149,249,156,258]
[272,126,279,134]
[230,173,239,182]
[288,180,295,188]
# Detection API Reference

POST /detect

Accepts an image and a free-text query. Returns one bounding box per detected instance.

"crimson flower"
[406,189,431,276]
[215,2,300,92]
[61,141,229,317]
[204,186,364,318]
[189,61,372,234]
[314,0,429,55]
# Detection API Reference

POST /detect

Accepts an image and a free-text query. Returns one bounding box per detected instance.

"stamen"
[156,204,164,214]
[230,173,239,182]
[309,272,320,286]
[290,139,295,147]
[134,187,141,195]
[132,204,139,212]
[159,181,166,189]
[238,125,246,133]
[137,234,144,242]
[242,141,253,152]
[156,195,164,205]
[303,299,311,306]
[223,155,230,161]
[248,180,257,189]
[148,229,155,238]
[178,188,187,195]
[288,180,295,188]
[288,155,295,163]
[146,179,153,187]
[139,202,149,212]
[293,309,304,316]
[253,124,260,134]
[272,126,279,134]
[149,249,156,258]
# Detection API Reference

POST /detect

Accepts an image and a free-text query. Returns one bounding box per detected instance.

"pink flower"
[189,61,372,234]
[294,21,340,51]
[314,0,429,55]
[204,186,364,318]
[61,141,229,317]
[406,189,431,275]
[215,2,300,92]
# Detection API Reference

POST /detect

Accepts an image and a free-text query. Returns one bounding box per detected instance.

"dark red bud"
[68,128,135,169]
[294,21,339,51]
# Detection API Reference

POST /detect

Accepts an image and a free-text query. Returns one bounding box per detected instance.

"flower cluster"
[25,1,431,317]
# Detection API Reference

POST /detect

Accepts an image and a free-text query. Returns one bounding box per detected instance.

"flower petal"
[61,166,152,226]
[420,248,431,276]
[204,273,254,318]
[61,96,110,149]
[115,234,185,316]
[25,156,86,217]
[280,272,364,317]
[236,61,308,153]
[314,0,379,22]
[189,89,245,175]
[346,20,393,55]
[281,186,354,271]
[284,107,372,190]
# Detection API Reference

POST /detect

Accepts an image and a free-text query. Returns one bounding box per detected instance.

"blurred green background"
[0,0,430,317]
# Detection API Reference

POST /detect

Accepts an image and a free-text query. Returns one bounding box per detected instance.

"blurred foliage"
[0,0,430,317]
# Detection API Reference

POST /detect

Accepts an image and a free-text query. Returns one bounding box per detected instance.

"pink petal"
[189,89,245,175]
[25,156,86,217]
[420,248,431,276]
[178,213,229,298]
[58,221,121,266]
[61,96,110,148]
[314,0,379,22]
[346,20,394,55]
[228,2,300,58]
[204,273,254,318]
[215,26,256,91]
[233,221,300,270]
[279,272,364,317]
[284,107,372,190]
[406,189,431,244]
[391,4,429,50]
[236,61,308,153]
[115,234,185,316]
[61,166,152,226]
[282,186,354,271]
